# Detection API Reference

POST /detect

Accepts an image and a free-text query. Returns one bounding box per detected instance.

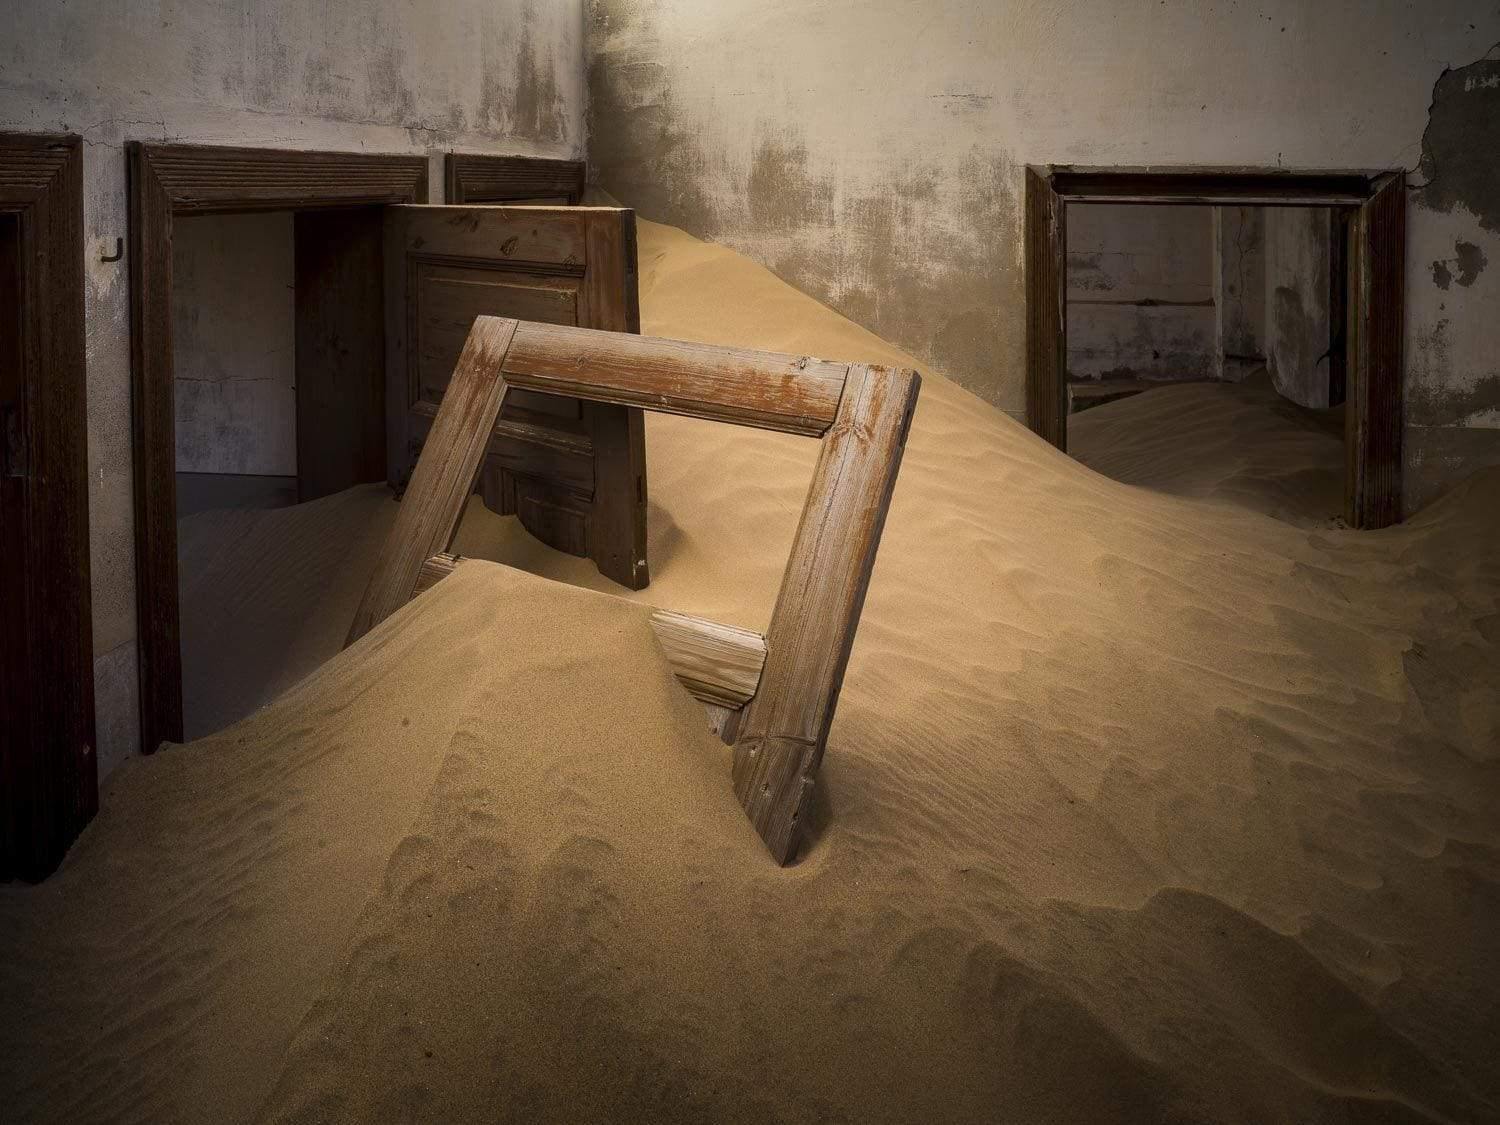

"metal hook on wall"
[100,237,123,263]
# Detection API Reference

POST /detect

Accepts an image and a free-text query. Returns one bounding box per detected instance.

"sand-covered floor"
[2,219,1498,1124]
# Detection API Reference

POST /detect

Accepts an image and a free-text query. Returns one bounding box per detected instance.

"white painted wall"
[1,0,587,774]
[588,1,1500,510]
[172,213,297,477]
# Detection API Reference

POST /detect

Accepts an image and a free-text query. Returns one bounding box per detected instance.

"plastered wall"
[587,1,1500,509]
[172,213,297,477]
[0,0,586,773]
[1265,208,1333,410]
[1065,204,1215,382]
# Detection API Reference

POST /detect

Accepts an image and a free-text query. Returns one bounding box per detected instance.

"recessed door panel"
[385,205,648,588]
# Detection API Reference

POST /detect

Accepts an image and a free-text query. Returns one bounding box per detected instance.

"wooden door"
[385,205,648,589]
[1,134,94,881]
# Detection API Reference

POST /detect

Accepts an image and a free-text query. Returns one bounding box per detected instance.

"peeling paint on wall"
[1418,43,1500,232]
[1407,37,1500,512]
[1430,240,1488,290]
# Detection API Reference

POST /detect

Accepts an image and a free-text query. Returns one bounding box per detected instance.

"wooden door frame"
[1025,165,1405,529]
[445,152,586,204]
[129,143,430,755]
[1,133,94,880]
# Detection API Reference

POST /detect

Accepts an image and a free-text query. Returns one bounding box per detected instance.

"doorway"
[130,144,641,752]
[1025,167,1404,529]
[1,133,94,881]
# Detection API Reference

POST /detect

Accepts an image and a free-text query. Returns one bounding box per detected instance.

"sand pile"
[2,218,1497,1123]
[1068,372,1347,527]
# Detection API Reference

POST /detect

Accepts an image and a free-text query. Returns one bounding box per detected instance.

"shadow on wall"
[585,1,1024,415]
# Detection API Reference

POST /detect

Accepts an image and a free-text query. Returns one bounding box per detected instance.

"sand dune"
[2,218,1497,1123]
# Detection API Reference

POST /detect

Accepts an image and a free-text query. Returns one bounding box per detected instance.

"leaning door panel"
[385,205,647,588]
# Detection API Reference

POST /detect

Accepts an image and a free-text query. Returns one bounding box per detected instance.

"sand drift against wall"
[1,219,1497,1124]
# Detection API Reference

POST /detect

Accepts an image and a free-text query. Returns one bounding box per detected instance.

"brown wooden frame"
[383,203,647,588]
[445,153,586,204]
[129,143,430,754]
[1025,165,1405,528]
[1,133,94,880]
[349,317,921,865]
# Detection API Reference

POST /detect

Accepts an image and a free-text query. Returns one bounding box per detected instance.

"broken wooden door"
[384,205,648,589]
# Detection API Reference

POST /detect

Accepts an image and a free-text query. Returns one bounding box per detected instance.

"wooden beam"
[647,610,767,710]
[731,363,921,864]
[445,153,587,204]
[1025,166,1067,449]
[346,317,519,645]
[357,320,919,863]
[411,553,768,715]
[500,319,849,436]
[1346,171,1405,528]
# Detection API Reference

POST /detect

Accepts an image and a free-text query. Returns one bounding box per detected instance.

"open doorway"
[1025,167,1404,529]
[1,133,94,881]
[1060,201,1351,525]
[130,144,641,751]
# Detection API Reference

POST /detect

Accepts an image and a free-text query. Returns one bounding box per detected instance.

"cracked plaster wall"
[587,1,1500,511]
[1,0,586,772]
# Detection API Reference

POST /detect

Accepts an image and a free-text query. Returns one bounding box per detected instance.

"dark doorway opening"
[1026,166,1405,529]
[1,133,94,881]
[130,145,637,754]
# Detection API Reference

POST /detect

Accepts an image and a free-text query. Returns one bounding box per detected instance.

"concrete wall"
[172,213,296,477]
[1214,206,1266,381]
[1065,203,1215,381]
[587,2,1500,506]
[0,0,586,774]
[1265,207,1333,409]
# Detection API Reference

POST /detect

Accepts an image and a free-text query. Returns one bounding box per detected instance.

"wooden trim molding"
[350,317,921,865]
[1,133,94,880]
[128,143,429,755]
[445,153,587,204]
[1024,164,1406,529]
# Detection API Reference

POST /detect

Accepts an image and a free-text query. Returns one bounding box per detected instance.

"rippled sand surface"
[2,218,1496,1124]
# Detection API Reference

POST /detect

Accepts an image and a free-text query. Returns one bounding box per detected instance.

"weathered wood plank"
[501,320,850,436]
[731,363,921,863]
[384,205,648,588]
[373,322,917,864]
[579,209,649,589]
[445,153,586,204]
[1025,166,1067,450]
[346,317,519,645]
[647,610,767,710]
[1,132,96,881]
[1346,171,1404,529]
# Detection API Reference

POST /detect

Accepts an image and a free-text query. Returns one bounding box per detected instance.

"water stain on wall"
[746,137,835,232]
[587,4,719,237]
[513,26,566,142]
[588,0,1024,408]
